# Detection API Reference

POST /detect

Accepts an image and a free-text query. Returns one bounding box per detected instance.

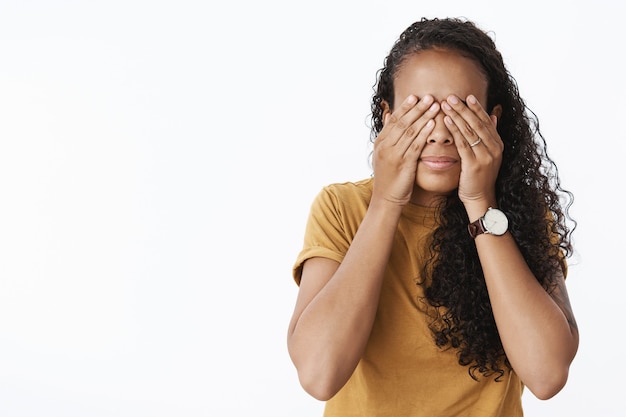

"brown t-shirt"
[293,178,524,417]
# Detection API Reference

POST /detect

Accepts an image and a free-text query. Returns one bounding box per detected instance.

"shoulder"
[307,177,372,229]
[317,177,373,205]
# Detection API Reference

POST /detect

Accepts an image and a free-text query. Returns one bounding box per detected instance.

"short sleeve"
[292,186,353,285]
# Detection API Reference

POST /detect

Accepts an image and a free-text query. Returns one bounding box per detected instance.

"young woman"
[287,17,578,416]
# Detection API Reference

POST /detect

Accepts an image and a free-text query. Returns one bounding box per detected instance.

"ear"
[490,104,503,122]
[381,100,391,125]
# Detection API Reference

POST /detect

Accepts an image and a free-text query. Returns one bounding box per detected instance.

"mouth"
[419,156,459,170]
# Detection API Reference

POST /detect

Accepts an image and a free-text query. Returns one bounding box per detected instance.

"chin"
[415,179,460,197]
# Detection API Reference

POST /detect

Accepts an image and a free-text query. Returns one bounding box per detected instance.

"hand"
[441,94,503,209]
[372,95,439,206]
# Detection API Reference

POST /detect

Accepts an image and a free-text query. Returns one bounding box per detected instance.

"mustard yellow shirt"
[293,178,524,417]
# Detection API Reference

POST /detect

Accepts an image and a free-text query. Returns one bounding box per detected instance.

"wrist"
[467,207,509,238]
[463,200,497,222]
[368,196,406,217]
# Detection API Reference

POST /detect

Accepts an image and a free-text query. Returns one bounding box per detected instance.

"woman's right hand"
[372,94,439,206]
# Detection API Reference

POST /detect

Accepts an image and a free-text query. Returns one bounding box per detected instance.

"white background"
[0,0,624,416]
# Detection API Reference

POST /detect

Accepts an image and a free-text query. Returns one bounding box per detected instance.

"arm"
[287,200,402,401]
[287,95,440,400]
[442,94,579,399]
[471,225,578,399]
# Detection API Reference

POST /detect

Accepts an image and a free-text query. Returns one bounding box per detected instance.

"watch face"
[483,208,508,235]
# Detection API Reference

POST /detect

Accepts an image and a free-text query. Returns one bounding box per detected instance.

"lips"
[419,155,458,170]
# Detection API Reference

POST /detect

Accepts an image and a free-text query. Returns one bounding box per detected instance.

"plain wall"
[0,0,624,415]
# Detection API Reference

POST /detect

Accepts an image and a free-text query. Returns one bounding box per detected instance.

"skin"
[287,48,579,402]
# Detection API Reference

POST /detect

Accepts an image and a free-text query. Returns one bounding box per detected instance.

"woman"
[287,17,578,416]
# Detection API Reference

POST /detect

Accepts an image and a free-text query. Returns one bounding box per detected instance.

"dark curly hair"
[370,17,576,381]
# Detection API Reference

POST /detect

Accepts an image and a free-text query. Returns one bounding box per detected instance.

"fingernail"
[468,95,477,104]
[429,102,439,112]
[448,96,459,105]
[442,101,452,111]
[421,95,433,105]
[406,95,417,104]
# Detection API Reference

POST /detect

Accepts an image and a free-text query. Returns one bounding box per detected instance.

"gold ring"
[469,137,482,147]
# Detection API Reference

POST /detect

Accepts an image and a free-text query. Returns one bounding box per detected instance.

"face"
[384,48,493,206]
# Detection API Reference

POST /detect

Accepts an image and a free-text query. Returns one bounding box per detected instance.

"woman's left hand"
[441,94,503,208]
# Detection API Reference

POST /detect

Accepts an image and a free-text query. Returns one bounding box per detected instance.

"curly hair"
[370,17,576,381]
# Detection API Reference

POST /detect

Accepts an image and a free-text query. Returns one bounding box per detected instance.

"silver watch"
[468,207,509,238]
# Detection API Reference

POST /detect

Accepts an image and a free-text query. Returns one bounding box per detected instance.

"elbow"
[299,375,339,402]
[288,336,354,401]
[524,367,570,400]
[290,352,347,401]
[296,363,346,401]
[521,335,579,400]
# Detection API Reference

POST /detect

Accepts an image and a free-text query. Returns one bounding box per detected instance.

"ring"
[469,137,482,147]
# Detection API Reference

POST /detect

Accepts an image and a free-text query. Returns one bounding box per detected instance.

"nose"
[427,111,453,145]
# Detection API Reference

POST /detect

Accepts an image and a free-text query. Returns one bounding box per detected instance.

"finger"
[441,95,499,152]
[394,100,440,154]
[377,95,417,147]
[464,95,503,150]
[405,118,435,157]
[441,96,482,152]
[443,114,478,158]
[384,95,418,133]
[385,95,438,146]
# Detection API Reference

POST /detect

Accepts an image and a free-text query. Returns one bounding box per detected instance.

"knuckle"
[404,125,417,138]
[410,139,425,152]
[395,118,409,130]
[417,99,433,111]
[460,123,474,137]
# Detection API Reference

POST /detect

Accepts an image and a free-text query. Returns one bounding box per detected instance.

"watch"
[468,207,509,238]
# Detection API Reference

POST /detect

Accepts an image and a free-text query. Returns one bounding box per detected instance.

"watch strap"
[467,217,487,238]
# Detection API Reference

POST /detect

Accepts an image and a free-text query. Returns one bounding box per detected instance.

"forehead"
[394,48,489,103]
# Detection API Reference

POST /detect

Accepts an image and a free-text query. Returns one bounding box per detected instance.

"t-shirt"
[293,178,524,417]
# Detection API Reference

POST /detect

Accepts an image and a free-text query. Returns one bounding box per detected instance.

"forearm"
[475,231,578,399]
[288,200,402,400]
